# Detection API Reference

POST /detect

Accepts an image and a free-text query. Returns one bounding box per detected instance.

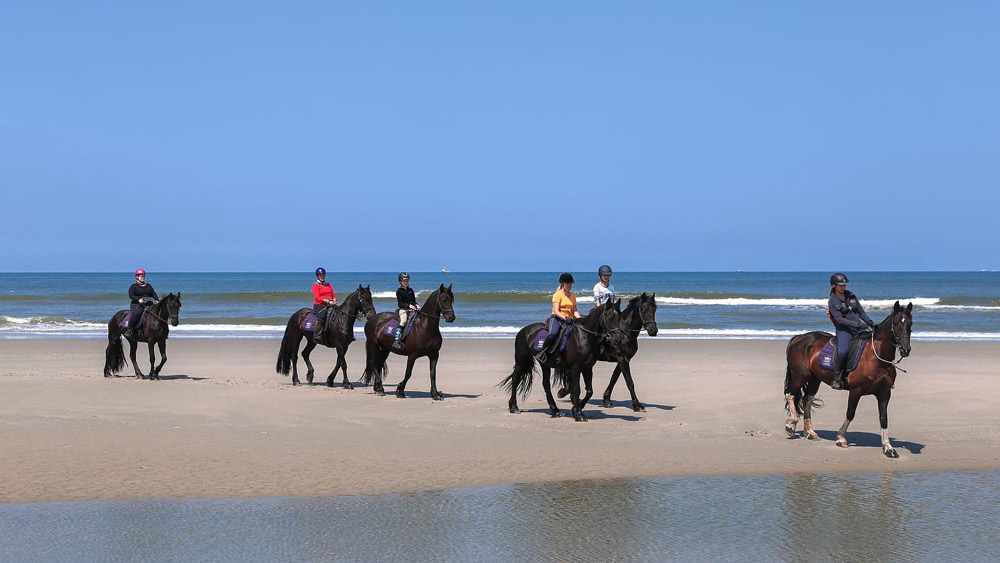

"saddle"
[382,315,416,341]
[819,333,869,373]
[120,307,149,332]
[301,308,335,333]
[531,323,573,354]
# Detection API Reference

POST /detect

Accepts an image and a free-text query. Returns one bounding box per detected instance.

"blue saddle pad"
[300,312,318,332]
[819,336,866,372]
[383,318,416,340]
[531,324,572,353]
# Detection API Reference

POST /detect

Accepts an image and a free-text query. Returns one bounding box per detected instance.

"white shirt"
[593,282,616,307]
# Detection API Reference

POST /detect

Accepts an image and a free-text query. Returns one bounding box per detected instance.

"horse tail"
[275,314,298,376]
[103,319,126,376]
[360,336,387,386]
[499,328,536,400]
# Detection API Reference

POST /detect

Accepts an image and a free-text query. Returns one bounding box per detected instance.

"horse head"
[599,298,626,348]
[637,292,658,336]
[163,292,182,327]
[891,301,913,357]
[436,283,456,323]
[355,284,376,319]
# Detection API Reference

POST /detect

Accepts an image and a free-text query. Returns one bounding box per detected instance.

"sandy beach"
[1,338,999,504]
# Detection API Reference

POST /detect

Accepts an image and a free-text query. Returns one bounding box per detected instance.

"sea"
[2,470,998,562]
[1,271,998,340]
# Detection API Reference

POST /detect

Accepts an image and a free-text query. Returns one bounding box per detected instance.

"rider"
[537,272,583,363]
[392,272,420,350]
[828,273,876,390]
[593,265,616,308]
[312,267,337,344]
[126,268,158,338]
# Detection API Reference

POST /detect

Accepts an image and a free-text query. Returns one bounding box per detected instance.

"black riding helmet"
[598,265,612,276]
[559,272,574,284]
[398,272,410,283]
[830,273,849,286]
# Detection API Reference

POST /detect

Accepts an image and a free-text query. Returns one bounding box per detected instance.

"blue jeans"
[542,315,565,352]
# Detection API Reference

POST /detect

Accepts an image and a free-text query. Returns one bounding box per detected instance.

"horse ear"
[906,302,913,313]
[447,283,453,291]
[358,284,363,290]
[893,300,900,312]
[366,284,371,290]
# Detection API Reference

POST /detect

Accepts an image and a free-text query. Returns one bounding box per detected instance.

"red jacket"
[313,282,336,305]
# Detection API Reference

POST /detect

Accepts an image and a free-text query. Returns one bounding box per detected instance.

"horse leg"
[373,346,389,396]
[877,390,898,458]
[152,340,167,380]
[602,364,623,408]
[302,340,317,384]
[334,349,353,390]
[569,367,587,422]
[784,391,800,437]
[800,378,822,440]
[428,351,443,401]
[326,348,341,388]
[541,366,561,417]
[619,361,644,412]
[836,391,862,448]
[396,355,417,398]
[580,367,595,413]
[129,340,145,379]
[146,342,157,381]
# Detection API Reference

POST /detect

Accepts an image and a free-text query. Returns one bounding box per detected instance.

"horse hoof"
[556,388,569,399]
[375,391,385,397]
[884,448,899,458]
[509,407,520,414]
[432,394,444,401]
[602,399,613,408]
[291,380,299,386]
[574,414,588,422]
[633,404,646,413]
[806,432,820,441]
[550,410,563,418]
[343,383,354,390]
[396,392,406,399]
[837,440,849,449]
[785,425,796,438]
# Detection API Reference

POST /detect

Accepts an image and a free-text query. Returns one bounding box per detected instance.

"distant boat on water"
[441,267,452,273]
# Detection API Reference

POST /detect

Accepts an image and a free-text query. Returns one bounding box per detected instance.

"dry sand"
[1,338,999,504]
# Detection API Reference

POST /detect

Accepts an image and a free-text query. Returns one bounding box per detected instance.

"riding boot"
[831,356,847,390]
[392,327,405,350]
[313,327,324,345]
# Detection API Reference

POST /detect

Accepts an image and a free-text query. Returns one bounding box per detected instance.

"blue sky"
[2,2,998,272]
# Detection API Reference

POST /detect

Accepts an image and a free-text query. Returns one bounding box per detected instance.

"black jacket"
[129,282,159,305]
[828,290,873,332]
[396,286,417,309]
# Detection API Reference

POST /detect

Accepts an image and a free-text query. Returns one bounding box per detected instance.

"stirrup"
[831,372,846,390]
[392,338,405,350]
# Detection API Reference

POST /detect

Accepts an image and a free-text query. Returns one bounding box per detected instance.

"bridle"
[870,314,909,372]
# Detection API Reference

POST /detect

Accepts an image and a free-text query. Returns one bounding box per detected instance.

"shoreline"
[2,338,999,504]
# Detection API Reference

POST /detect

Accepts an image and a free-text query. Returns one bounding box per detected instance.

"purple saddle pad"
[300,312,318,332]
[382,318,416,340]
[120,310,146,330]
[531,323,572,353]
[819,336,866,372]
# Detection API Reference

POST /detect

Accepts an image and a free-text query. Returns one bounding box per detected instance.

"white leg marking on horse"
[837,419,851,448]
[784,393,799,435]
[802,395,820,440]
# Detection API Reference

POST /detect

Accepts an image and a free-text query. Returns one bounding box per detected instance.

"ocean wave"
[654,297,943,309]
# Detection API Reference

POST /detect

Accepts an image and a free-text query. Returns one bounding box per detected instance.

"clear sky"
[2,2,998,272]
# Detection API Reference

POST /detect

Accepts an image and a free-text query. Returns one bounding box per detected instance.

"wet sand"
[1,338,999,504]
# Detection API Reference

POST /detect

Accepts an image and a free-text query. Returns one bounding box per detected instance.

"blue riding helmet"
[598,265,613,276]
[315,267,326,276]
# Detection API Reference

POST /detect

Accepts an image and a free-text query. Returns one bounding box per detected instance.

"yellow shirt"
[552,289,577,318]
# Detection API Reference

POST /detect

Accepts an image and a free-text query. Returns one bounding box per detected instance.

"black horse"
[501,300,625,421]
[276,285,376,387]
[784,301,913,457]
[103,293,183,380]
[557,293,659,411]
[360,284,456,400]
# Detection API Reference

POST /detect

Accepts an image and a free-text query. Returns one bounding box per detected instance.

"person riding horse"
[125,268,158,338]
[312,267,337,344]
[828,272,876,390]
[536,272,582,364]
[393,272,420,350]
[593,265,616,308]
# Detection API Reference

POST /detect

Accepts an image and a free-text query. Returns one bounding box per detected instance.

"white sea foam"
[654,297,942,309]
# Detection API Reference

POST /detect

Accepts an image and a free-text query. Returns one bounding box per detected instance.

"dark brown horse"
[784,301,913,457]
[103,293,183,380]
[360,284,455,400]
[275,285,375,387]
[557,293,659,412]
[500,300,625,422]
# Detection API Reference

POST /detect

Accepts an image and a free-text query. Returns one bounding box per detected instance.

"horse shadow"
[597,399,675,411]
[384,386,480,400]
[517,407,644,422]
[156,374,209,381]
[814,429,925,454]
